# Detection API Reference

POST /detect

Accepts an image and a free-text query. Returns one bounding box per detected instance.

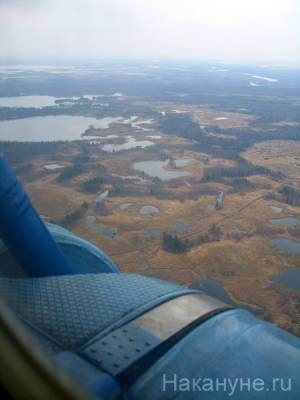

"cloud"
[0,0,299,65]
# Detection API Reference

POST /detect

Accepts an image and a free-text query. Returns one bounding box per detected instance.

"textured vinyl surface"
[0,273,184,348]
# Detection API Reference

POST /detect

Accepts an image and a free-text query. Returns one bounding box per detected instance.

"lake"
[269,217,300,228]
[190,278,263,316]
[0,115,121,142]
[133,160,191,181]
[0,95,58,108]
[0,94,119,109]
[271,267,300,292]
[270,238,300,255]
[102,137,154,153]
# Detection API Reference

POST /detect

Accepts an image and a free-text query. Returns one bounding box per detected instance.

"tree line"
[162,224,222,254]
[279,186,300,206]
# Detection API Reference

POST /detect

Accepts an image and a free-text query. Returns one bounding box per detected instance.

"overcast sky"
[0,0,299,65]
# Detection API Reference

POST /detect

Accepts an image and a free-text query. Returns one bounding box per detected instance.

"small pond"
[133,160,190,181]
[43,164,65,171]
[221,208,232,215]
[148,228,162,238]
[95,190,109,204]
[173,158,197,168]
[139,205,160,215]
[112,174,147,183]
[270,205,283,213]
[94,226,117,238]
[172,221,193,233]
[85,215,116,238]
[119,203,133,210]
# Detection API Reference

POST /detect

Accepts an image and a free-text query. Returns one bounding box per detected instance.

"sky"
[0,0,299,65]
